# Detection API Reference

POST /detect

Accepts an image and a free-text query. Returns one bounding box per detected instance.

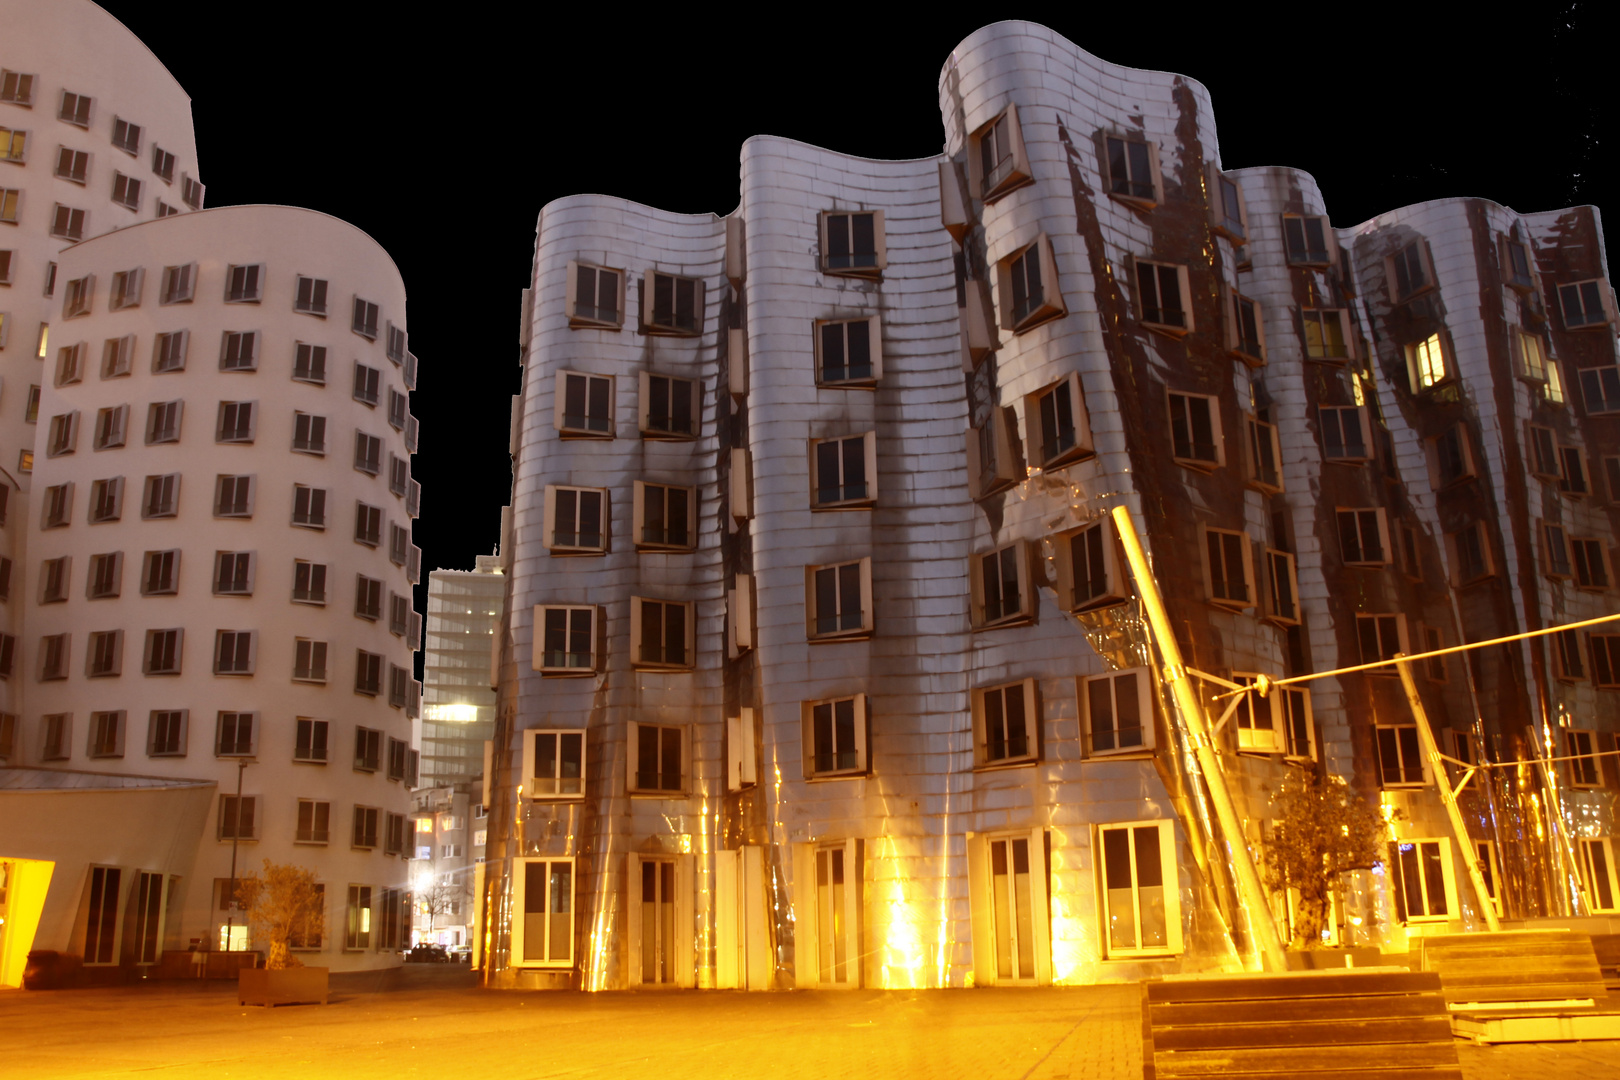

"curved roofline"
[940,20,1213,108]
[61,202,405,283]
[90,1,193,103]
[1341,193,1603,235]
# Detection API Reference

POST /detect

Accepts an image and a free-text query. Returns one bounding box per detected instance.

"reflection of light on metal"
[1049,893,1085,984]
[877,838,926,989]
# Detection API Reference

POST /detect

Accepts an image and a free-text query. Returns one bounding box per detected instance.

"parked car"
[405,943,451,963]
[449,945,472,963]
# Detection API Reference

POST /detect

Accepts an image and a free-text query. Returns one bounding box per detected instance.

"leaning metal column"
[1110,506,1288,972]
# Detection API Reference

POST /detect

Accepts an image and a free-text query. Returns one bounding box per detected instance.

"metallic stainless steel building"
[482,21,1620,990]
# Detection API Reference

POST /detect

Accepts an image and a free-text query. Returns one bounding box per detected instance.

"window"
[533,604,599,674]
[107,269,144,312]
[0,127,20,164]
[387,736,409,782]
[1558,279,1615,330]
[800,696,868,778]
[294,717,328,763]
[1358,614,1409,670]
[293,342,327,383]
[159,264,194,305]
[220,331,258,371]
[100,336,134,380]
[343,884,372,950]
[972,543,1034,629]
[972,105,1032,202]
[389,592,409,636]
[0,187,18,222]
[1572,537,1611,590]
[1262,549,1300,625]
[47,409,79,456]
[966,408,1023,500]
[806,558,872,640]
[214,474,254,517]
[1302,308,1354,361]
[972,680,1038,767]
[354,502,382,546]
[59,90,92,126]
[1101,132,1161,206]
[1377,725,1426,786]
[567,261,624,329]
[0,70,35,106]
[353,726,382,772]
[809,432,877,509]
[1201,527,1253,609]
[141,473,179,519]
[218,795,257,841]
[386,815,407,856]
[352,806,380,849]
[1282,214,1336,267]
[25,385,39,424]
[1503,236,1535,291]
[1098,820,1182,957]
[290,413,327,457]
[216,711,255,756]
[634,371,699,439]
[0,249,10,283]
[511,858,574,968]
[352,296,379,339]
[214,631,255,675]
[293,639,327,683]
[631,597,694,670]
[1592,635,1620,688]
[1393,839,1455,921]
[111,171,141,210]
[40,712,70,759]
[296,800,330,845]
[293,560,327,605]
[181,174,203,209]
[998,235,1064,332]
[1227,291,1265,365]
[1208,166,1248,241]
[212,551,254,596]
[56,339,86,382]
[522,729,585,799]
[1528,424,1560,479]
[141,551,180,596]
[39,555,70,604]
[641,271,703,336]
[110,116,140,154]
[1403,334,1455,396]
[1514,328,1549,381]
[388,455,409,497]
[387,388,407,430]
[1578,838,1620,913]
[41,482,73,528]
[542,485,608,554]
[389,523,409,566]
[143,628,182,674]
[147,710,187,756]
[86,632,122,678]
[216,401,255,444]
[152,330,188,372]
[1387,240,1436,302]
[291,274,329,316]
[1055,518,1129,612]
[1134,259,1191,334]
[633,481,695,552]
[1244,417,1282,493]
[1426,425,1476,488]
[1447,522,1494,585]
[1553,629,1585,681]
[349,430,380,475]
[0,634,13,679]
[1168,392,1223,470]
[1559,445,1590,497]
[354,650,382,696]
[354,575,382,621]
[151,144,175,183]
[626,723,686,794]
[51,204,86,241]
[820,210,886,278]
[1083,668,1154,757]
[1567,729,1603,788]
[86,551,122,598]
[1338,507,1391,566]
[352,362,380,405]
[286,484,326,529]
[814,315,882,386]
[1024,372,1092,470]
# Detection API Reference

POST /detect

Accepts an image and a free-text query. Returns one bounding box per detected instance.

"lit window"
[511,858,573,968]
[1097,820,1181,957]
[1406,332,1449,391]
[521,729,585,799]
[1302,308,1354,361]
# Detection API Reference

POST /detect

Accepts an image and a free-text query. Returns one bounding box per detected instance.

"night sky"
[93,2,1613,587]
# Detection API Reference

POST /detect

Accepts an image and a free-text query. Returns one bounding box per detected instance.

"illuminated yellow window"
[1546,356,1566,404]
[1407,332,1448,391]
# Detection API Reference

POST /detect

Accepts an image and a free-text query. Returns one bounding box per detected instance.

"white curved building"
[486,19,1620,991]
[21,203,421,969]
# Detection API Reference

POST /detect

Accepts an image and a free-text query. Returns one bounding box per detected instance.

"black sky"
[93,2,1613,587]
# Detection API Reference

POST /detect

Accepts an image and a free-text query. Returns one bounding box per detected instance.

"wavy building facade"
[482,21,1619,989]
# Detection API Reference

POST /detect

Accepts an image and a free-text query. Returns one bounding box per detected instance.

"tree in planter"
[235,861,325,970]
[1264,767,1388,948]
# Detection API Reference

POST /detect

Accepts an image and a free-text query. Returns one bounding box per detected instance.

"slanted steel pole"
[1394,658,1501,931]
[1110,506,1288,972]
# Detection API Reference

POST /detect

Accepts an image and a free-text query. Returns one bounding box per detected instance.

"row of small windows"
[35,472,420,538]
[0,131,191,219]
[0,626,415,700]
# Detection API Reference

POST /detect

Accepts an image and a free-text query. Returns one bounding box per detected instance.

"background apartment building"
[479,20,1620,991]
[0,0,424,981]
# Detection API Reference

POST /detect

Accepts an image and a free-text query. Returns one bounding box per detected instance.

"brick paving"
[2,968,1617,1079]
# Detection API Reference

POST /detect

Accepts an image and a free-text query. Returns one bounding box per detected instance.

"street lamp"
[223,756,256,951]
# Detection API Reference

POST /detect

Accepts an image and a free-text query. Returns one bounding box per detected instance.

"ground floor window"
[513,857,573,968]
[346,884,373,950]
[1393,839,1457,922]
[1578,837,1619,913]
[967,828,1052,984]
[83,866,122,964]
[628,853,693,987]
[1097,820,1182,958]
[793,839,864,988]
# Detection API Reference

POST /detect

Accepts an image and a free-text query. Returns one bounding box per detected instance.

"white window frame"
[1168,391,1224,470]
[637,371,700,440]
[511,857,575,969]
[1566,729,1603,788]
[970,104,1033,203]
[1393,838,1458,923]
[800,694,870,779]
[965,406,1023,499]
[1558,278,1617,330]
[1095,819,1182,958]
[632,481,696,553]
[971,679,1039,768]
[1577,838,1620,913]
[1281,214,1339,268]
[818,210,887,279]
[1054,517,1130,613]
[813,314,883,387]
[1426,424,1477,489]
[1133,258,1193,335]
[996,234,1065,333]
[553,370,614,438]
[1386,239,1437,303]
[1200,525,1255,610]
[531,604,600,676]
[1262,548,1300,626]
[1100,131,1162,208]
[1301,307,1356,363]
[1445,521,1496,586]
[1337,507,1392,567]
[1023,371,1093,470]
[626,720,689,796]
[1376,722,1428,787]
[521,728,586,800]
[805,557,873,641]
[970,541,1035,630]
[565,260,625,330]
[1244,416,1283,494]
[1081,668,1155,758]
[1319,405,1372,463]
[629,596,696,671]
[641,270,704,337]
[1207,164,1248,242]
[1405,331,1453,392]
[542,484,609,555]
[809,431,877,510]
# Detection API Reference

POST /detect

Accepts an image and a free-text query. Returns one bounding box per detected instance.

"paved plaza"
[4,968,1620,1079]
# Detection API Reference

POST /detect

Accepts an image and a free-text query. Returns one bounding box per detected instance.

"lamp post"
[223,756,255,950]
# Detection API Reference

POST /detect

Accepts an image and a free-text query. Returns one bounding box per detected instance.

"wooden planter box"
[238,966,329,1006]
